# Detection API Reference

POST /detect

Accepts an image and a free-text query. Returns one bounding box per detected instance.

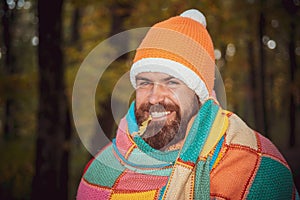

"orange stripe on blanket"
[210,146,260,199]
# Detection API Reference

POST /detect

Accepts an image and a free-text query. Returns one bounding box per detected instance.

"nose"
[149,83,168,105]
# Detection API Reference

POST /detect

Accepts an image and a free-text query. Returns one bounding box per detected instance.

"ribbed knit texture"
[247,157,294,199]
[134,16,215,62]
[180,100,218,162]
[130,10,216,99]
[161,99,221,199]
[194,156,211,200]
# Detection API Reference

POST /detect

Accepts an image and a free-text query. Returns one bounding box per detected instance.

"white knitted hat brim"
[130,58,209,103]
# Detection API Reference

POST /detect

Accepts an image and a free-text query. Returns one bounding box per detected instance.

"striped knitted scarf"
[78,99,229,199]
[122,99,227,199]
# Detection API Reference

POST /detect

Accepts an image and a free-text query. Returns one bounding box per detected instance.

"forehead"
[136,72,182,82]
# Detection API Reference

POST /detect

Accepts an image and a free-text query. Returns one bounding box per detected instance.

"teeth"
[150,111,170,118]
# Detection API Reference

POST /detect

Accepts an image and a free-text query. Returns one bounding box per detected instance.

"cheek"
[135,89,148,108]
[172,89,192,103]
[176,90,199,113]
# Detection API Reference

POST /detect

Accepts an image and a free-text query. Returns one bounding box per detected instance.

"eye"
[137,81,152,88]
[140,81,149,86]
[167,80,180,85]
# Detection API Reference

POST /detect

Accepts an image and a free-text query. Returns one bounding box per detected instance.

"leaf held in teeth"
[138,115,152,136]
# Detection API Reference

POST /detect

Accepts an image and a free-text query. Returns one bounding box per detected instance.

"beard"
[135,102,188,150]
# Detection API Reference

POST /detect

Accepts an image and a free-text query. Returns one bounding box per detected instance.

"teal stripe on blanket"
[126,102,139,134]
[209,136,224,170]
[112,139,173,169]
[247,156,294,199]
[180,99,219,163]
[84,145,125,187]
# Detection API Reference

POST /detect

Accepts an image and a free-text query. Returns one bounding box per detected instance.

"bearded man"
[77,9,299,199]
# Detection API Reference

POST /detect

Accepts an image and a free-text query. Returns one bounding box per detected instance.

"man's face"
[135,72,200,150]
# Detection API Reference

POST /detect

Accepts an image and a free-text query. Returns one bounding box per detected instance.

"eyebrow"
[136,76,151,82]
[162,76,176,81]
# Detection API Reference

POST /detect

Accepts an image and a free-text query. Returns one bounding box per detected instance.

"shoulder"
[210,113,295,199]
[225,113,288,165]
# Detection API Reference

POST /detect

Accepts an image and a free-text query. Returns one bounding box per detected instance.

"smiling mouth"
[151,111,170,118]
[150,111,175,120]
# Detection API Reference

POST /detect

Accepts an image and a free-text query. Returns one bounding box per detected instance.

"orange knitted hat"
[130,9,215,103]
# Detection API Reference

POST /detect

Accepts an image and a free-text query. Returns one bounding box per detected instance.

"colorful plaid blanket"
[77,99,299,199]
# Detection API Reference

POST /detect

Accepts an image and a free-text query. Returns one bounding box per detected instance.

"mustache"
[138,102,179,113]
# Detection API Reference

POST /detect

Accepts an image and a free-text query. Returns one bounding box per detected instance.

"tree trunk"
[288,19,296,147]
[258,4,269,137]
[248,40,262,130]
[108,1,132,58]
[31,0,71,199]
[1,0,18,140]
[282,0,298,148]
[71,7,81,44]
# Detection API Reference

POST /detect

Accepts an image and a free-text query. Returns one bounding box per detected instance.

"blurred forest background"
[0,0,300,199]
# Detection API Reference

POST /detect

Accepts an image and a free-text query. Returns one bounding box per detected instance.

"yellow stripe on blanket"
[111,189,157,200]
[200,109,229,158]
